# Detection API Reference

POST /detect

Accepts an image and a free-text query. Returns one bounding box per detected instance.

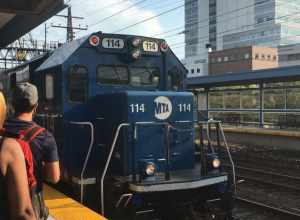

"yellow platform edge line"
[44,184,107,220]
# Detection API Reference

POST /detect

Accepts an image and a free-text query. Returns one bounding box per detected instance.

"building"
[278,44,300,67]
[182,57,209,77]
[183,0,300,76]
[209,46,278,75]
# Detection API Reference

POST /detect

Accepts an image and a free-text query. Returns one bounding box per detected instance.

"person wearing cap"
[0,91,37,220]
[4,82,60,220]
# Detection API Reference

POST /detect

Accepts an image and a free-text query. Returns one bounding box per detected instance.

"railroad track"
[223,164,300,191]
[236,197,300,220]
[222,162,300,219]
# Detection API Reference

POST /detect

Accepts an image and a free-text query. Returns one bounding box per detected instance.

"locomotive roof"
[36,35,89,72]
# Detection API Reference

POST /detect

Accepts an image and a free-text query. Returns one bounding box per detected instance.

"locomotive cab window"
[129,67,160,87]
[68,66,88,103]
[168,67,182,91]
[45,74,54,100]
[97,65,129,85]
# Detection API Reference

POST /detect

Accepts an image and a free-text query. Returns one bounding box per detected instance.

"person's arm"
[43,161,60,183]
[42,131,60,183]
[3,138,36,220]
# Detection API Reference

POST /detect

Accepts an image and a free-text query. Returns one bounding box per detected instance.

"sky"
[31,0,185,59]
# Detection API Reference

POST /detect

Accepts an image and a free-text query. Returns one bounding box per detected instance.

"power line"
[52,6,88,42]
[89,0,150,28]
[158,5,292,41]
[152,0,298,38]
[113,4,184,33]
[168,11,300,51]
[111,0,200,33]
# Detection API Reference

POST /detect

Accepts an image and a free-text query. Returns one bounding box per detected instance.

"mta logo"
[154,96,172,120]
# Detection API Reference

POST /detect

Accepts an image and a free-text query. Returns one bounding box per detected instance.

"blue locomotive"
[1,32,234,219]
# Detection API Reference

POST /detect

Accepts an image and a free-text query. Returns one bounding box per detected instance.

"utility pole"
[51,6,88,43]
[67,7,73,42]
[44,23,50,50]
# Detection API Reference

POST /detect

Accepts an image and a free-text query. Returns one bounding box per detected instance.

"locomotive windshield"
[96,65,160,88]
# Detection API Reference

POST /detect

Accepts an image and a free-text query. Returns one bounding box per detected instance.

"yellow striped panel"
[44,185,107,220]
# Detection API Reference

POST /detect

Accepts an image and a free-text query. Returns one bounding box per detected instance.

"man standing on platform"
[4,82,60,220]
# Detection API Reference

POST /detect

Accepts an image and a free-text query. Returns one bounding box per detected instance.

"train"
[0,32,235,220]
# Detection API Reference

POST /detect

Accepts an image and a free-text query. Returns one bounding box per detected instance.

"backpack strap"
[20,125,45,143]
[16,139,37,189]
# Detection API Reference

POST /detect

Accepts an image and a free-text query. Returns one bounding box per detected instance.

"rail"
[237,197,300,218]
[68,121,95,204]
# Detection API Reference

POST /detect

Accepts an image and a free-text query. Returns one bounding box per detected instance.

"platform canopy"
[0,0,66,48]
[186,65,300,88]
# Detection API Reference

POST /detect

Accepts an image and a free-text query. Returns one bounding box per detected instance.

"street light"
[206,43,212,53]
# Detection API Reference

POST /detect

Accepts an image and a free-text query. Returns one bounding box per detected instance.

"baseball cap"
[13,82,38,107]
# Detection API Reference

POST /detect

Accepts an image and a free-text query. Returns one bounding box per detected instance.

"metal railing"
[68,121,95,204]
[100,123,130,216]
[99,120,234,216]
[197,120,236,193]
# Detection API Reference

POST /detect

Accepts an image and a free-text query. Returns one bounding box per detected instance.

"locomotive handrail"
[217,122,237,194]
[69,121,95,204]
[196,120,236,192]
[101,123,130,216]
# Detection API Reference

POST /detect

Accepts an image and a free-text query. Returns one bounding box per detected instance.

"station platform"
[44,184,106,220]
[195,125,300,151]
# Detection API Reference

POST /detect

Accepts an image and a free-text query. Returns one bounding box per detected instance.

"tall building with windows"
[183,0,300,77]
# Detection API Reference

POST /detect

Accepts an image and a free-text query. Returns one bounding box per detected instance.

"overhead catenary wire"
[112,4,184,33]
[168,1,300,48]
[152,0,298,38]
[168,10,300,49]
[88,0,150,28]
[162,7,284,40]
[161,6,297,41]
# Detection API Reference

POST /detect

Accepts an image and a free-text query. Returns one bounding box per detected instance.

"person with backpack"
[3,83,60,220]
[0,90,37,220]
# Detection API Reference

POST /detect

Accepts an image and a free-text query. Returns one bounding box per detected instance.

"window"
[168,67,182,91]
[224,56,228,62]
[45,74,54,100]
[273,55,277,61]
[255,54,259,59]
[96,65,160,87]
[217,57,222,62]
[244,53,250,59]
[130,67,160,87]
[97,65,128,85]
[69,66,88,103]
[261,54,265,60]
[197,68,200,73]
[267,54,271,60]
[191,69,194,74]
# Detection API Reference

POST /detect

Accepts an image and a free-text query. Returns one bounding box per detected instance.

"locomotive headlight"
[212,158,221,168]
[89,35,100,46]
[145,163,156,176]
[132,49,141,59]
[132,38,142,47]
[160,41,169,52]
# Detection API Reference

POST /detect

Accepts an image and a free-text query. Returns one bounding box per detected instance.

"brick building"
[209,46,278,75]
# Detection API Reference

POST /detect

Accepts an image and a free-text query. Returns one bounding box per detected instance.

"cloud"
[31,0,163,42]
